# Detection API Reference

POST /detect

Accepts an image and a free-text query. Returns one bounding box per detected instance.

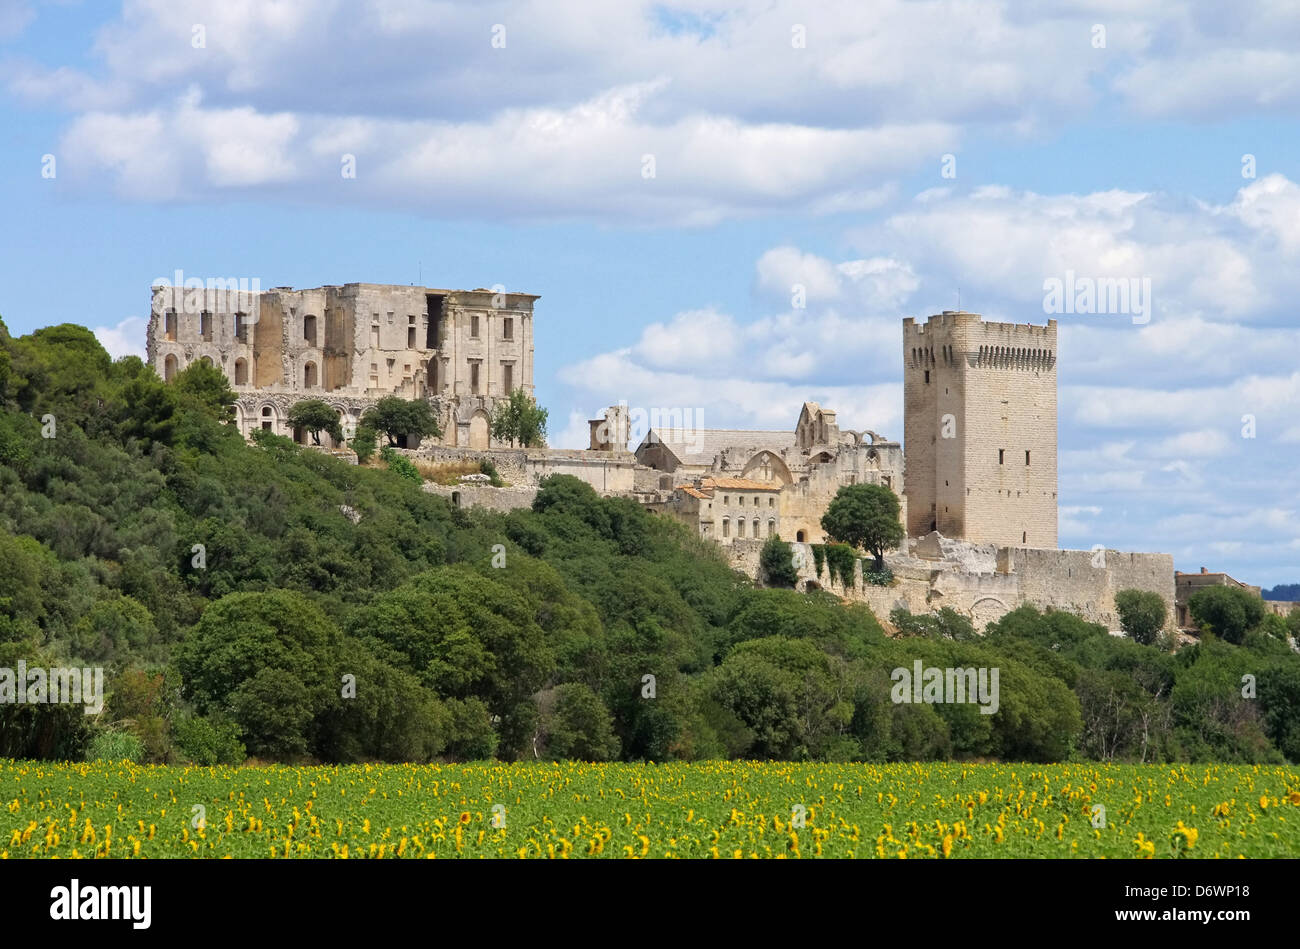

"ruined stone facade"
[636,402,906,546]
[726,534,1177,634]
[903,311,1058,548]
[146,282,536,448]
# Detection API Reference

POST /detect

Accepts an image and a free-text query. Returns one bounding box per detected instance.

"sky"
[0,0,1297,587]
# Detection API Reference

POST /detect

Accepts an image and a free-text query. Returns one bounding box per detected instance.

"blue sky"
[1,1,1298,587]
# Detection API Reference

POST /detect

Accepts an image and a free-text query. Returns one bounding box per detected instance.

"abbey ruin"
[147,282,536,449]
[147,283,1177,634]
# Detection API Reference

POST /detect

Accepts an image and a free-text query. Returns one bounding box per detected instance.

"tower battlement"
[903,312,1058,548]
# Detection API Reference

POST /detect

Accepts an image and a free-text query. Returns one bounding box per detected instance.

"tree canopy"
[819,483,905,570]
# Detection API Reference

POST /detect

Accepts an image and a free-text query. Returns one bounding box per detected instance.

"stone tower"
[902,311,1057,548]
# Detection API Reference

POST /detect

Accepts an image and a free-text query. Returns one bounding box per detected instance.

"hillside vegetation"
[1,319,1298,766]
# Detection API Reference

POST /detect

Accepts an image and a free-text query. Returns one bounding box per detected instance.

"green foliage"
[173,716,246,766]
[173,360,237,424]
[1,317,1298,769]
[489,388,549,447]
[890,607,977,641]
[479,458,504,486]
[823,542,857,587]
[85,730,144,764]
[820,483,904,571]
[1115,588,1167,645]
[863,566,894,586]
[1188,585,1266,644]
[812,544,825,579]
[759,534,798,587]
[287,399,344,446]
[360,396,440,447]
[544,683,621,761]
[378,446,423,485]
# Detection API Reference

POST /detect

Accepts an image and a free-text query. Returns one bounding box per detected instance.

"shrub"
[1115,589,1167,645]
[1189,585,1265,644]
[759,535,799,588]
[479,458,505,486]
[863,566,894,587]
[379,446,423,485]
[174,716,246,766]
[84,730,144,764]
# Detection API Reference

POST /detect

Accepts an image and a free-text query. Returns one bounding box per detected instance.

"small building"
[1174,567,1262,628]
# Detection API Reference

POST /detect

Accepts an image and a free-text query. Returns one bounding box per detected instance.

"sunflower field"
[2,759,1298,858]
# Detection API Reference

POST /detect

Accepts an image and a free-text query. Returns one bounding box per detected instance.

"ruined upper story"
[146,282,537,401]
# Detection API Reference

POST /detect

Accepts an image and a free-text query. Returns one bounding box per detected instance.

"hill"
[1,317,1299,766]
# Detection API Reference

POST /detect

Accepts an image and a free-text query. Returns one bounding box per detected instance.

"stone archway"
[468,411,489,449]
[969,596,1009,628]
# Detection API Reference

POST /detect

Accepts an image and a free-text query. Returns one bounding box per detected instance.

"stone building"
[903,311,1058,548]
[638,402,906,545]
[146,282,536,448]
[1174,567,1263,628]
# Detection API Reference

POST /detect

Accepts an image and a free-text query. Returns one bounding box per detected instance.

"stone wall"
[406,445,641,495]
[729,536,1175,634]
[423,482,538,513]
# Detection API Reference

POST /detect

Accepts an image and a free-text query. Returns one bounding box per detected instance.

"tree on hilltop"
[287,399,343,447]
[819,483,904,572]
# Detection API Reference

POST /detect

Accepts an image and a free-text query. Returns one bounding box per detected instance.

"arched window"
[753,518,760,537]
[304,362,317,388]
[234,358,248,385]
[767,519,775,536]
[737,519,745,538]
[722,518,730,538]
[163,354,177,382]
[200,356,213,367]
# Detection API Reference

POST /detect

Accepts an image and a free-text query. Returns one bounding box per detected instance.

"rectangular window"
[407,327,416,348]
[1025,450,1031,465]
[471,315,480,338]
[164,310,177,341]
[503,363,513,393]
[503,317,514,340]
[739,496,745,506]
[200,311,212,341]
[737,519,745,538]
[722,519,730,538]
[768,497,774,508]
[723,496,729,504]
[470,361,480,393]
[234,312,246,341]
[999,449,1005,465]
[924,370,930,383]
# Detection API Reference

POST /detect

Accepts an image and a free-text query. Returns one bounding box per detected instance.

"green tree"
[543,683,621,761]
[759,534,799,588]
[173,360,237,423]
[490,388,549,447]
[177,590,343,759]
[1115,589,1167,646]
[1188,585,1265,645]
[287,398,344,446]
[820,483,904,571]
[360,396,440,447]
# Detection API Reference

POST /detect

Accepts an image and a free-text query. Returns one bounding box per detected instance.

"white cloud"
[93,316,148,360]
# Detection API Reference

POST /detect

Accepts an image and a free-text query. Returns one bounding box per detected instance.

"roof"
[677,485,711,500]
[702,477,781,491]
[636,428,797,466]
